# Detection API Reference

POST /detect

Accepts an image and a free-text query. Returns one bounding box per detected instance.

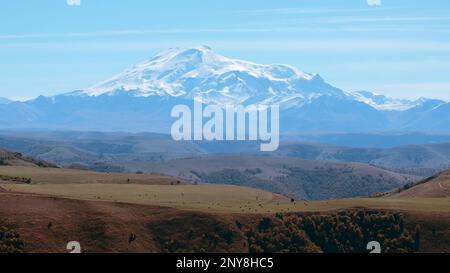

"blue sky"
[1,0,450,101]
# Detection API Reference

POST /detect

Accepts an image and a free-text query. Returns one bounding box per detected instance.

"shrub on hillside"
[244,210,418,253]
[244,217,322,253]
[0,226,24,253]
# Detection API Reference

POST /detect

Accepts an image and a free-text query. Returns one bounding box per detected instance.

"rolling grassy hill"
[1,152,449,253]
[4,191,448,253]
[0,166,185,186]
[0,131,426,200]
[138,156,419,200]
[0,149,57,168]
[1,183,290,214]
[390,169,450,198]
[1,146,450,253]
[1,167,449,253]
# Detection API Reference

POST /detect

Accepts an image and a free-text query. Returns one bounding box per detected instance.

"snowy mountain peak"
[82,46,338,106]
[351,90,436,111]
[3,48,449,133]
[68,47,445,112]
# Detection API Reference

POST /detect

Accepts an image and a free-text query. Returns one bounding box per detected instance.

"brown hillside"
[0,192,250,253]
[0,149,57,168]
[1,192,449,253]
[391,170,450,198]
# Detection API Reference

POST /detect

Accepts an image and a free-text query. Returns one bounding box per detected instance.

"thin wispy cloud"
[2,40,450,54]
[0,30,144,40]
[236,7,386,15]
[260,16,450,29]
[316,16,450,24]
[2,1,450,101]
[2,16,450,41]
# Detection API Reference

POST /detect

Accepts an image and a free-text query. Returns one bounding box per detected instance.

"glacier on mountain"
[83,46,347,107]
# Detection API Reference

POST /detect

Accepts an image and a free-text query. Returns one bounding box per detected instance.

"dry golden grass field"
[1,166,449,214]
[1,165,450,253]
[0,166,184,185]
[1,183,448,214]
[1,183,289,213]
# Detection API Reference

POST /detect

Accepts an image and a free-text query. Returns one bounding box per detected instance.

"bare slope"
[1,191,449,253]
[391,170,450,198]
[0,192,250,253]
[0,149,57,168]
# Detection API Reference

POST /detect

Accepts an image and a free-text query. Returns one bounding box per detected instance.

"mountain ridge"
[1,46,450,133]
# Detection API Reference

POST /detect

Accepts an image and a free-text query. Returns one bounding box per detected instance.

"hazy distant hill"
[1,131,450,177]
[138,156,418,200]
[0,148,57,168]
[290,133,450,148]
[272,142,450,176]
[0,131,206,170]
[0,131,422,200]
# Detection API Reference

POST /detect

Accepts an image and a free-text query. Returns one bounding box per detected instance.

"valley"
[2,0,450,257]
[3,131,450,178]
[1,134,424,200]
[1,162,449,253]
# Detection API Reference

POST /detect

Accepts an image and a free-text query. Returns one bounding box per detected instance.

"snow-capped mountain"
[80,46,347,107]
[1,46,450,133]
[351,91,444,111]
